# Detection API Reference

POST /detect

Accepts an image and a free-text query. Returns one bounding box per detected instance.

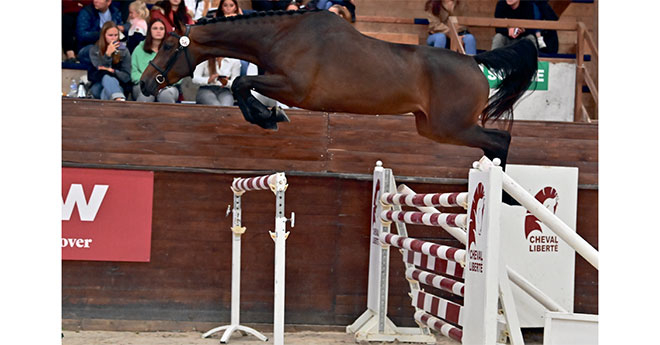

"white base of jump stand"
[347,309,436,343]
[202,324,268,344]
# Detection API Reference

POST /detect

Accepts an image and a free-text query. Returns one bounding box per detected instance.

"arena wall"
[62,99,597,330]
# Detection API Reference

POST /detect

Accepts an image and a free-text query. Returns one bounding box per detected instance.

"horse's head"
[140,25,196,97]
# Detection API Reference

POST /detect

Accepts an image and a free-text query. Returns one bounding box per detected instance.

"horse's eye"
[163,43,173,50]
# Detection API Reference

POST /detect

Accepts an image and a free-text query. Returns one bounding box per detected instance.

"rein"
[149,25,195,85]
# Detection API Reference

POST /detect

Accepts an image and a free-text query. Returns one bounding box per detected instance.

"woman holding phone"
[192,56,241,106]
[88,21,132,101]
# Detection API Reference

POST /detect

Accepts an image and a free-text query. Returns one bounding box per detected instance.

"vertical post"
[463,165,503,344]
[574,23,585,121]
[230,191,245,327]
[377,168,394,333]
[270,173,289,345]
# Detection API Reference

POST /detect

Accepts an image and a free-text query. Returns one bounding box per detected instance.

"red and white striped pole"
[380,210,467,229]
[381,192,468,209]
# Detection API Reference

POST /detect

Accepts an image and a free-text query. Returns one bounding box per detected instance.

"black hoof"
[271,106,290,123]
[258,120,279,131]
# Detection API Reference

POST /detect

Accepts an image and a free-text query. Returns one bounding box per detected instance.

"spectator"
[126,0,150,53]
[131,19,180,103]
[76,0,126,68]
[491,0,538,50]
[424,0,476,55]
[317,0,355,22]
[251,0,289,12]
[213,0,242,18]
[88,21,132,101]
[328,4,351,22]
[532,0,559,53]
[150,0,194,33]
[193,57,241,106]
[62,1,89,64]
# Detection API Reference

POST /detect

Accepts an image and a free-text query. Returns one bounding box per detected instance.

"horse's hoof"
[271,106,290,123]
[259,121,279,131]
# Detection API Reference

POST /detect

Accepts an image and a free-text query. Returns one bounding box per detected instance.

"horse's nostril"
[139,81,148,96]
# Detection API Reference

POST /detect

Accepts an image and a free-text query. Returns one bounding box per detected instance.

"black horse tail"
[473,39,538,126]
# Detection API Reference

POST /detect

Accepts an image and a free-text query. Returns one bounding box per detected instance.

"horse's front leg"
[231,75,291,130]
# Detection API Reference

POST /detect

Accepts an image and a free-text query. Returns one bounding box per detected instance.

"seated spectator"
[76,0,126,68]
[150,0,194,33]
[126,0,149,53]
[491,0,538,50]
[424,0,476,55]
[131,19,180,103]
[62,0,87,64]
[328,4,351,22]
[88,21,132,101]
[532,0,559,54]
[317,0,355,22]
[192,57,241,106]
[214,0,242,18]
[251,0,289,12]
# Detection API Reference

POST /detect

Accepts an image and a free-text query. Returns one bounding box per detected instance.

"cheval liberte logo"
[467,183,485,274]
[524,186,560,253]
[62,168,154,262]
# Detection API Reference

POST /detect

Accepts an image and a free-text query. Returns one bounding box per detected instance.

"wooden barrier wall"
[62,99,597,330]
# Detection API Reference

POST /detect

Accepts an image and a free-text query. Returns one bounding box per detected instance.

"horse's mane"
[195,9,321,26]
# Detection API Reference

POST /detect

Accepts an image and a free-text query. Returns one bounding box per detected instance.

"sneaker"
[537,35,547,49]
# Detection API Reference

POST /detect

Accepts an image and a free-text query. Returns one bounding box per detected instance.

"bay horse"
[140,9,537,167]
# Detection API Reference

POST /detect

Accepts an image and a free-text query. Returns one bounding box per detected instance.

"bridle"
[149,25,195,85]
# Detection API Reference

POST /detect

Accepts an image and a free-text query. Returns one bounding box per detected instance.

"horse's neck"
[192,15,298,64]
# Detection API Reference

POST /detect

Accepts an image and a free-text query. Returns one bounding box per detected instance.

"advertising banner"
[62,168,154,262]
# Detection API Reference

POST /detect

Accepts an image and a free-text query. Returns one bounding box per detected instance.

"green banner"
[482,61,549,91]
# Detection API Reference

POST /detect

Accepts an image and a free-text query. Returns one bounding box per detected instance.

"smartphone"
[118,42,127,50]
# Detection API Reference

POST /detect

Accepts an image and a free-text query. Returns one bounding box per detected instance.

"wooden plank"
[360,31,420,44]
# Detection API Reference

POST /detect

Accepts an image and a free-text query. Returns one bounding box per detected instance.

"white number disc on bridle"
[179,36,190,47]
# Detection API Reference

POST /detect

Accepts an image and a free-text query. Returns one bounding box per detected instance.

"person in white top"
[192,57,241,106]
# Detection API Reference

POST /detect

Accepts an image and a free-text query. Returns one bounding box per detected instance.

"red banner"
[62,168,154,262]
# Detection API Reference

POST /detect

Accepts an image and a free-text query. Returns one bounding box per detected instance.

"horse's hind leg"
[450,125,512,168]
[231,75,290,130]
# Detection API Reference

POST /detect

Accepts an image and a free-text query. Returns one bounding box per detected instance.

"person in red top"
[150,0,194,33]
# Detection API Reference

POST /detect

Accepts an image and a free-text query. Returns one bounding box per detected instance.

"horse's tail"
[473,39,538,125]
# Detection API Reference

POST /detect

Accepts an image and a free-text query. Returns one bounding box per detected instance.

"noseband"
[149,25,195,85]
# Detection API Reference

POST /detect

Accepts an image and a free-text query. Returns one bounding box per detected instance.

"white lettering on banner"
[62,184,109,221]
[535,68,545,82]
[61,238,93,248]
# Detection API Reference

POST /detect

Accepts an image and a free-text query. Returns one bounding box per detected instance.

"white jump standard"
[203,173,293,345]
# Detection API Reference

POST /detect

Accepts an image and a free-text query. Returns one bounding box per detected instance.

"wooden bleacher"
[350,0,596,53]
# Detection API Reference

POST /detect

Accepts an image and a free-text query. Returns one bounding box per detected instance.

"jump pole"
[476,157,599,270]
[203,173,292,345]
